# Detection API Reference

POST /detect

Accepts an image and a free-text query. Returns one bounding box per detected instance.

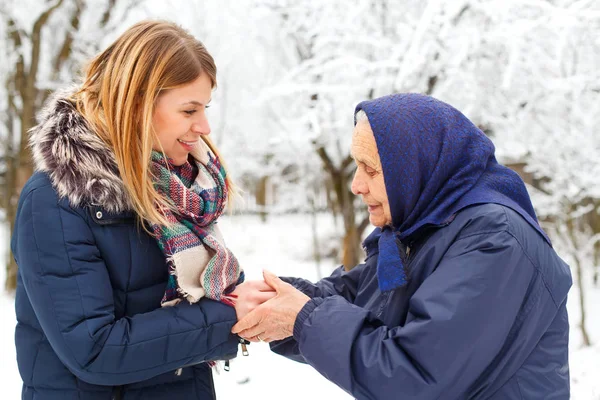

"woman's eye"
[184,110,197,115]
[366,167,378,176]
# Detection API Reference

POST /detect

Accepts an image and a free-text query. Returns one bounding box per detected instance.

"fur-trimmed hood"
[29,88,132,212]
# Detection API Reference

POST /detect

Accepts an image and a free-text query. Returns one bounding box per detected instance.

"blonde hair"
[72,20,234,226]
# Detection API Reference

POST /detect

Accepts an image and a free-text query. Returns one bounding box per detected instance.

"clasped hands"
[225,270,310,343]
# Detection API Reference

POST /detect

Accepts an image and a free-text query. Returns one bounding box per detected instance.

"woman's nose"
[192,115,211,136]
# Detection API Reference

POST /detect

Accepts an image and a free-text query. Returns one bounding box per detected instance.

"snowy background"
[1,0,599,398]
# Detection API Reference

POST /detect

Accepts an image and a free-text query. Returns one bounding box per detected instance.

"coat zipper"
[176,337,250,375]
[224,338,250,371]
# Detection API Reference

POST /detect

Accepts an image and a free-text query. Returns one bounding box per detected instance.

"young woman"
[11,20,267,399]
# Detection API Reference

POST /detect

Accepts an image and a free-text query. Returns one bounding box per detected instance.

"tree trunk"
[315,146,366,270]
[333,167,362,270]
[566,221,592,347]
[256,176,269,223]
[574,255,592,347]
[341,203,360,270]
[324,178,338,225]
[4,78,17,291]
[5,157,18,291]
[308,192,322,279]
[594,243,599,286]
[5,104,36,292]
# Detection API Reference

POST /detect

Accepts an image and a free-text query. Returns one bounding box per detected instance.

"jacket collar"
[29,87,133,213]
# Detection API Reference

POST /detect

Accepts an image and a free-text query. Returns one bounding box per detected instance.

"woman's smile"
[177,138,199,152]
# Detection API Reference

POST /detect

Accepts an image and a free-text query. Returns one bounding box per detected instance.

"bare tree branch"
[29,0,65,94]
[340,154,354,173]
[315,145,336,176]
[99,0,117,27]
[452,4,470,25]
[100,0,144,33]
[52,0,83,77]
[7,18,24,104]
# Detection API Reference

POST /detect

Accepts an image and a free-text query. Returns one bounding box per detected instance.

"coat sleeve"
[290,230,544,400]
[12,184,239,386]
[270,262,368,362]
[281,261,367,301]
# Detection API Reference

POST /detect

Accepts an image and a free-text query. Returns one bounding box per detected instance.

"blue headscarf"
[355,93,550,292]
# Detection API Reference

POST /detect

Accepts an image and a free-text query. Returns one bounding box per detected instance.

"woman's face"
[152,73,213,166]
[350,119,392,227]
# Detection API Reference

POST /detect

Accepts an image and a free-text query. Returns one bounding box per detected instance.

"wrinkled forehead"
[351,119,381,166]
[351,118,372,139]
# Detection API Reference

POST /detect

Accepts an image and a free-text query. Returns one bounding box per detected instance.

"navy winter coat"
[273,204,572,399]
[11,91,240,399]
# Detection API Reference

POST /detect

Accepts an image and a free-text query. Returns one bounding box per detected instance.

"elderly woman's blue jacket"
[11,91,239,399]
[274,204,571,399]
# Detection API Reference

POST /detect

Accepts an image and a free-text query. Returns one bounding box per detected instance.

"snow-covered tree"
[250,0,513,268]
[480,0,600,346]
[242,0,599,290]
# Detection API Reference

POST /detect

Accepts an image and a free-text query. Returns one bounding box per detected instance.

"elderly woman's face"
[350,120,392,227]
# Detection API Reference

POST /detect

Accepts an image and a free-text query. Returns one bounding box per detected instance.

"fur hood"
[29,88,132,212]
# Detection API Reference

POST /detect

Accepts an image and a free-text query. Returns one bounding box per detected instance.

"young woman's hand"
[232,270,310,343]
[225,280,276,321]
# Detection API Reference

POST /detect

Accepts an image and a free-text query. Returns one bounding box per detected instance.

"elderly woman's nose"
[351,170,367,195]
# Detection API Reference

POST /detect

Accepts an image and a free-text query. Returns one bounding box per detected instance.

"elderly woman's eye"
[366,166,378,176]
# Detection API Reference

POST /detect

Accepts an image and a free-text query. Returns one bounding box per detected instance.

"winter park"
[1,0,599,399]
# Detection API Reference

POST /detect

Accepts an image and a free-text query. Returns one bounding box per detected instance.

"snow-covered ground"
[1,213,599,399]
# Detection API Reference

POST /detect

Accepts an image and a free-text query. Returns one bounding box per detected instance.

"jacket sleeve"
[12,184,239,386]
[290,230,543,400]
[271,262,368,362]
[281,261,367,301]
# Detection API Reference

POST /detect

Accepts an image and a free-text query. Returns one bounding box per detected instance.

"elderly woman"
[232,94,572,399]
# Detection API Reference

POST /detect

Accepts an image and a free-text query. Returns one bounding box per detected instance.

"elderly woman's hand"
[231,270,310,342]
[226,279,277,321]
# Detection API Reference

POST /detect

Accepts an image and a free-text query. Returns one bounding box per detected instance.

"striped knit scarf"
[150,141,243,307]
